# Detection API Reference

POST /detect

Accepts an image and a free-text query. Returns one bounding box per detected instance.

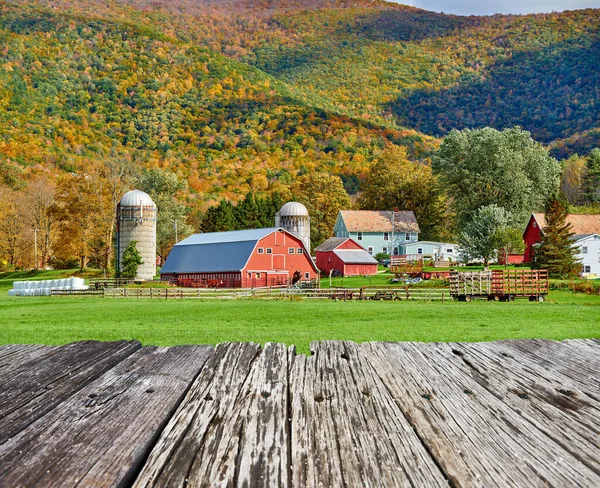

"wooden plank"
[134,342,290,487]
[498,339,600,391]
[290,341,447,487]
[362,341,600,487]
[0,345,212,487]
[447,341,600,473]
[0,344,57,377]
[0,340,141,444]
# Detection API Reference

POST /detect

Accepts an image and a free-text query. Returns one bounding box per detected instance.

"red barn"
[160,228,318,287]
[524,212,600,262]
[315,237,379,276]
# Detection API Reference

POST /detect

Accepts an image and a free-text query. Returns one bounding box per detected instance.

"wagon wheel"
[465,295,472,302]
[537,295,545,303]
[394,296,401,301]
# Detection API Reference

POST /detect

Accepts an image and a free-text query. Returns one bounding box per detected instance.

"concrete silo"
[275,201,311,253]
[116,190,157,280]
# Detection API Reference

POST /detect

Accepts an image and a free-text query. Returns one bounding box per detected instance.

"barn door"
[273,255,285,269]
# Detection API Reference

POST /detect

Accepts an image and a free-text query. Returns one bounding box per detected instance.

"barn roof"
[314,237,350,252]
[333,249,379,265]
[339,210,420,233]
[531,213,600,235]
[161,227,318,274]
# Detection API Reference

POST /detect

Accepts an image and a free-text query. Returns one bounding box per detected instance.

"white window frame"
[382,246,388,254]
[288,248,295,254]
[383,232,389,241]
[581,247,588,254]
[405,233,410,241]
[583,265,591,273]
[417,248,423,254]
[297,248,303,254]
[257,248,264,254]
[357,232,363,241]
[266,248,273,254]
[447,248,453,253]
[368,246,373,255]
[304,272,310,279]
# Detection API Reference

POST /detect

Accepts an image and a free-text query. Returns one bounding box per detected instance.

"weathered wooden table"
[0,339,598,487]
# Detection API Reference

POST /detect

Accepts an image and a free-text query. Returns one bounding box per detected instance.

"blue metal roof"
[160,241,258,274]
[175,228,278,246]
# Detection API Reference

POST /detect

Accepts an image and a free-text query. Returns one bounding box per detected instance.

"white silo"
[117,190,157,280]
[275,201,311,253]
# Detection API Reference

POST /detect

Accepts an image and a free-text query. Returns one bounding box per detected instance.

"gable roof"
[333,249,379,265]
[339,210,420,233]
[532,213,600,236]
[314,237,350,252]
[570,234,600,242]
[161,227,317,274]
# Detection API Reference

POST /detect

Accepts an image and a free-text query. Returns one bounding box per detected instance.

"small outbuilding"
[160,227,318,288]
[315,237,379,277]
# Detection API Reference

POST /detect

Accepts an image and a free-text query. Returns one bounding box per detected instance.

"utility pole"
[173,220,178,243]
[32,229,40,270]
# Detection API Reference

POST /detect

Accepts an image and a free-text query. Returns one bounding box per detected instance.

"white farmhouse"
[572,234,600,278]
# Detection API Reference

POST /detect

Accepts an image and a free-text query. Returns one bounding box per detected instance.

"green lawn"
[1,270,598,354]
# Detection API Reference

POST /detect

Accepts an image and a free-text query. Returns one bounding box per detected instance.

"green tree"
[433,127,561,228]
[121,241,143,278]
[459,205,512,266]
[493,227,525,268]
[291,173,351,250]
[582,148,600,204]
[202,199,236,233]
[358,146,449,240]
[533,196,581,277]
[136,168,193,261]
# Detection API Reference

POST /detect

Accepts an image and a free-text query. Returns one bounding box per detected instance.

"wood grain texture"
[134,342,290,488]
[0,340,141,444]
[0,345,212,487]
[0,344,57,378]
[290,341,448,488]
[362,341,600,487]
[445,341,600,474]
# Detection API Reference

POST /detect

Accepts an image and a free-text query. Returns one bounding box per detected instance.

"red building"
[524,212,600,262]
[160,228,318,287]
[315,237,379,276]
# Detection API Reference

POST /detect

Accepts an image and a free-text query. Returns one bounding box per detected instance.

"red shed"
[524,212,600,262]
[160,227,318,287]
[315,237,379,276]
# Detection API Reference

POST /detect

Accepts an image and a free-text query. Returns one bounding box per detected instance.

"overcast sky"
[396,1,600,15]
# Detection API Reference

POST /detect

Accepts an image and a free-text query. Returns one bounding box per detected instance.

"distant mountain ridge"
[1,0,599,208]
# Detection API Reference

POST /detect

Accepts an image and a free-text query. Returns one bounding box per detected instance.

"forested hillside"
[2,0,600,203]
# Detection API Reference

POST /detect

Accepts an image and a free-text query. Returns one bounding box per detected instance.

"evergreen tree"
[201,200,235,233]
[121,241,143,278]
[533,196,581,277]
[582,148,600,204]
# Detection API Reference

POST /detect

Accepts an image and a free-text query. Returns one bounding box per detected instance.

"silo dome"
[120,189,155,208]
[279,201,309,217]
[117,189,157,281]
[275,201,311,252]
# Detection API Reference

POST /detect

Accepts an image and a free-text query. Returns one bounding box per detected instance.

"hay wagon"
[449,269,549,302]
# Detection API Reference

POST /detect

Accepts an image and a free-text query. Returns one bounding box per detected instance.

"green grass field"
[1,270,598,354]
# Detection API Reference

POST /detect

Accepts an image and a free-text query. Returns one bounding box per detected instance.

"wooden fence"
[51,286,449,301]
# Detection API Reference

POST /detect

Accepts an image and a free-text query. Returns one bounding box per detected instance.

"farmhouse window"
[305,272,310,279]
[393,247,399,255]
[256,272,261,278]
[266,248,273,254]
[447,248,453,253]
[405,233,410,241]
[297,248,303,254]
[288,248,295,254]
[247,272,252,279]
[368,246,373,255]
[382,247,388,253]
[533,222,537,227]
[582,247,588,254]
[584,265,591,273]
[258,248,264,254]
[417,248,423,254]
[383,232,389,241]
[357,232,363,241]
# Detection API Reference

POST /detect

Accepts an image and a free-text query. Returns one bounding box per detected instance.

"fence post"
[442,291,444,304]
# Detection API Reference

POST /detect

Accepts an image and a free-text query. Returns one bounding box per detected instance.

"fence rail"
[50,286,449,301]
